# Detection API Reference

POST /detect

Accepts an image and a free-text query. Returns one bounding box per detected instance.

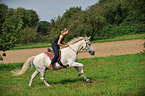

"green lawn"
[92,33,145,43]
[10,42,51,50]
[0,54,145,96]
[10,33,145,50]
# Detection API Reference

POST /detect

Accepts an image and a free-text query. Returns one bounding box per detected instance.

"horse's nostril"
[91,51,95,55]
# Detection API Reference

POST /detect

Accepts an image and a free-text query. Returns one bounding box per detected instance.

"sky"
[0,0,99,22]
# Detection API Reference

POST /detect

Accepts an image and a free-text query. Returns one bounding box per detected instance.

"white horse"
[11,36,95,87]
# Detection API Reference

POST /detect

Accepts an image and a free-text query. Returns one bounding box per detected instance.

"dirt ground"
[0,39,144,64]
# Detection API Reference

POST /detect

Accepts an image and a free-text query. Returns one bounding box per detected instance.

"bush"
[18,26,37,44]
[141,39,145,54]
[99,23,145,40]
[99,24,114,39]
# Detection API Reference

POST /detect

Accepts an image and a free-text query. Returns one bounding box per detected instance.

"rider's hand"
[64,44,69,47]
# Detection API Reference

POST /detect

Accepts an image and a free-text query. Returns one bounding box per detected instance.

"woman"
[49,28,69,71]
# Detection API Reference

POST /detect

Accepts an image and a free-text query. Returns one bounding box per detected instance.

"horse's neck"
[71,40,84,52]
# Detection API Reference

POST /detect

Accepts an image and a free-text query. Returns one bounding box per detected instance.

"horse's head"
[67,36,95,55]
[82,36,95,55]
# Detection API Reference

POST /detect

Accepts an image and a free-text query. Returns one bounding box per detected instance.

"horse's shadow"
[48,76,110,85]
[49,77,84,85]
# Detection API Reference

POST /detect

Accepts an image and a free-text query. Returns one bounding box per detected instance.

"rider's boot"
[49,64,54,71]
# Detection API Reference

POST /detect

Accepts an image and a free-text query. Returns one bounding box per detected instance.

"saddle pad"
[45,52,53,60]
[45,52,61,61]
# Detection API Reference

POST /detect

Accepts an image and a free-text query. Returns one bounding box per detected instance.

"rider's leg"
[49,42,59,71]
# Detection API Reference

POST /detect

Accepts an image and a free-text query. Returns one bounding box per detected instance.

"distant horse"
[11,36,95,87]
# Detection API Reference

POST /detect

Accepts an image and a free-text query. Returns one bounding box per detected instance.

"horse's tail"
[11,56,35,76]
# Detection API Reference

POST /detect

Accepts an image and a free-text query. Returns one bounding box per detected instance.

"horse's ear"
[88,36,91,40]
[84,35,87,40]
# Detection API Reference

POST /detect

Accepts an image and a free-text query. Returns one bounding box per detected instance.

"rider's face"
[65,30,69,35]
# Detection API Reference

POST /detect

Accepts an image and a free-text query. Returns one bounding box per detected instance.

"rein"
[67,37,89,54]
[68,45,78,54]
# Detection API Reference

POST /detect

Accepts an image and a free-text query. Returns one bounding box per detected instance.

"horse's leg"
[75,67,86,80]
[74,67,82,76]
[29,70,39,87]
[74,67,81,73]
[40,69,51,87]
[72,62,91,83]
[71,62,84,74]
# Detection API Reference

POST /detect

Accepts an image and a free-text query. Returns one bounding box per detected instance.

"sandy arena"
[0,39,144,64]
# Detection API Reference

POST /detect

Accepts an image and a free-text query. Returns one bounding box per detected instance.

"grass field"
[0,53,145,96]
[10,33,145,50]
[92,33,145,43]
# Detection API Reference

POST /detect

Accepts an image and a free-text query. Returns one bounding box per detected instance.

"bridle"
[84,41,91,51]
[68,45,78,53]
[68,40,92,53]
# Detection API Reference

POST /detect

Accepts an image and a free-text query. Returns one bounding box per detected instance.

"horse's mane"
[68,37,84,45]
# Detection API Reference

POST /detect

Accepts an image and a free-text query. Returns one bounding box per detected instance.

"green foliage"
[37,21,50,36]
[47,0,144,42]
[2,15,23,39]
[100,24,145,39]
[0,8,20,60]
[142,38,145,54]
[0,3,39,60]
[0,3,8,32]
[18,26,37,44]
[14,8,39,28]
[101,0,128,25]
[0,4,9,59]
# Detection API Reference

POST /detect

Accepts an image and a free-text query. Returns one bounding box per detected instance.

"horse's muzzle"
[89,51,95,55]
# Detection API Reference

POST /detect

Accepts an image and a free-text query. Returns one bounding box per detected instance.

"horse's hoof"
[86,79,92,83]
[78,72,83,76]
[78,73,81,76]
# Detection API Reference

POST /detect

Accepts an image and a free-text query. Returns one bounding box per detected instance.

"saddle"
[45,48,61,61]
[45,48,67,68]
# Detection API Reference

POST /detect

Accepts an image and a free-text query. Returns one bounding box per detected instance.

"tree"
[27,10,39,27]
[0,4,40,60]
[2,15,23,43]
[0,3,8,34]
[37,21,50,36]
[0,4,9,60]
[19,26,37,44]
[15,8,39,28]
[0,14,23,60]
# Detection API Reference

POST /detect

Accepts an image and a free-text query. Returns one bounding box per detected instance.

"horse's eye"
[88,43,91,46]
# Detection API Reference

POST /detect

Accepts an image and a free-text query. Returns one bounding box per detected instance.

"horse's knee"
[80,64,84,67]
[40,73,44,80]
[40,77,44,81]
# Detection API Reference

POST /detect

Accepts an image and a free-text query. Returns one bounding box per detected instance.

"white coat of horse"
[11,36,95,87]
